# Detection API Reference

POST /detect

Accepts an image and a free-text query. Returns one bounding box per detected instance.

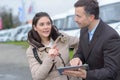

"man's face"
[74,7,91,29]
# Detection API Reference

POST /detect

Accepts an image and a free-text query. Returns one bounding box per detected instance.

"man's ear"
[90,14,95,21]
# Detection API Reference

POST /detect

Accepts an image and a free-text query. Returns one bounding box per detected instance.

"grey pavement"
[0,44,32,80]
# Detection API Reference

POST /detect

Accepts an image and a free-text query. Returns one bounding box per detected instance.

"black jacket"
[74,20,120,80]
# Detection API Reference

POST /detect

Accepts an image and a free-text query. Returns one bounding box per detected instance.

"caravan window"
[64,15,79,30]
[53,18,64,30]
[100,2,120,24]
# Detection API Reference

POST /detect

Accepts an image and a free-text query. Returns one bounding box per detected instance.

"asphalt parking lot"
[0,44,32,80]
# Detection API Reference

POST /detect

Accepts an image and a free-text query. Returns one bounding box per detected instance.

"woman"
[26,12,79,80]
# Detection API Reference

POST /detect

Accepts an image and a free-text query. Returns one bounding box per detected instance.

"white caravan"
[99,0,120,35]
[52,12,67,30]
[53,0,120,37]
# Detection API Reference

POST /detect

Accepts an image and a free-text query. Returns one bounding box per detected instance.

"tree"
[0,7,21,29]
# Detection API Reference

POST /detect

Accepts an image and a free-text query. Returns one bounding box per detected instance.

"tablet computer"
[57,64,89,75]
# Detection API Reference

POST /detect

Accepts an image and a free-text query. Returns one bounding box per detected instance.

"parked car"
[0,29,13,42]
[15,24,32,41]
[9,24,32,41]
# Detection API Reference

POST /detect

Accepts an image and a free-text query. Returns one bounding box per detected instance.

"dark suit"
[74,20,120,80]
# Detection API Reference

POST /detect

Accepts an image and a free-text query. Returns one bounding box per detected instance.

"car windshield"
[100,2,120,24]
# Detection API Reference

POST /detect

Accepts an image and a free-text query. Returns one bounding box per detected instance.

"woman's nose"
[44,24,49,28]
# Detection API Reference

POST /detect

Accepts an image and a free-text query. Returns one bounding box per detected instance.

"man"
[63,0,120,80]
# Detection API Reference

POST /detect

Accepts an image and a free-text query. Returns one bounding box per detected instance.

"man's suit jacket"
[74,20,120,80]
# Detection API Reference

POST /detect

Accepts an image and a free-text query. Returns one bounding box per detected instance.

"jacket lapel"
[81,28,89,60]
[88,33,99,53]
[85,20,104,61]
[83,32,90,60]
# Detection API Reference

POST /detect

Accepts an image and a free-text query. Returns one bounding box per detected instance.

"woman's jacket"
[26,32,79,80]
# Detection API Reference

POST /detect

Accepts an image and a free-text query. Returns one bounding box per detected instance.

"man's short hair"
[74,0,99,19]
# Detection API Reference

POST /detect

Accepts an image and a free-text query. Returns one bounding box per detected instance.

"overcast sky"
[0,0,77,17]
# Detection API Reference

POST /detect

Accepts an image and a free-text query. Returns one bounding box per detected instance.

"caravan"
[52,12,67,30]
[99,0,120,35]
[53,0,120,37]
[52,8,80,37]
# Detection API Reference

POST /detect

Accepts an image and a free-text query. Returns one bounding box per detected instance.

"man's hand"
[63,68,87,79]
[70,57,82,66]
[62,58,86,79]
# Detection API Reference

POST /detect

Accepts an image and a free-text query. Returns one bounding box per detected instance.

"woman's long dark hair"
[28,12,61,48]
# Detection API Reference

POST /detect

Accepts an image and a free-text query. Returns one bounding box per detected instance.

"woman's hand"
[48,44,59,58]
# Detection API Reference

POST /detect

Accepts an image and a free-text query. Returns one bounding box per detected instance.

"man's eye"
[75,15,81,18]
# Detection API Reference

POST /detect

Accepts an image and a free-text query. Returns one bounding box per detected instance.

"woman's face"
[34,16,52,39]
